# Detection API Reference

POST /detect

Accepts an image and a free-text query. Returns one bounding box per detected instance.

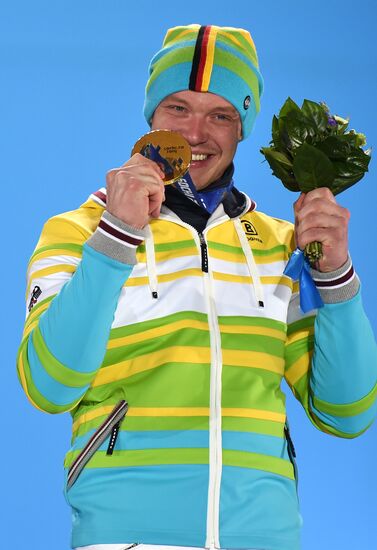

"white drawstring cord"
[233,218,265,308]
[145,225,159,299]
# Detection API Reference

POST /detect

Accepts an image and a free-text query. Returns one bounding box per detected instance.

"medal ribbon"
[175,173,234,214]
[145,144,233,214]
[284,248,324,313]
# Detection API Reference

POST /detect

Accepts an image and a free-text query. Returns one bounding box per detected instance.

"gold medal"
[131,130,191,185]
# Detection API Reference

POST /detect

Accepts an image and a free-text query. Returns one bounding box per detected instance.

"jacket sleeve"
[284,259,377,438]
[16,210,146,414]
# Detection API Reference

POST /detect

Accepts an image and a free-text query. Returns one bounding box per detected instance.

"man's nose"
[182,116,208,145]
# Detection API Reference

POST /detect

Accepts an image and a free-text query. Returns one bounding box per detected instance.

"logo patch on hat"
[243,95,251,110]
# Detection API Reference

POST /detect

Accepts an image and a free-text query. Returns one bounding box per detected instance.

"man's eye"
[168,105,185,112]
[214,113,232,121]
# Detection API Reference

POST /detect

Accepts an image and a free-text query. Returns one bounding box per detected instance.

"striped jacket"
[17,188,377,550]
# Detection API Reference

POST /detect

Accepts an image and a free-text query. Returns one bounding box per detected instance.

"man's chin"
[188,169,218,191]
[188,176,212,191]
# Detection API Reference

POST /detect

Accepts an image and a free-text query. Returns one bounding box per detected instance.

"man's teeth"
[192,154,208,161]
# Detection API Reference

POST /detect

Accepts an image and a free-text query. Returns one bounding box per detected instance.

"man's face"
[151,90,242,190]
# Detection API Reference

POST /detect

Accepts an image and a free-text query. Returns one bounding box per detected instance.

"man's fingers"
[105,154,166,228]
[294,188,337,217]
[304,187,336,203]
[293,187,350,271]
[107,166,163,182]
[293,193,306,215]
[295,193,349,220]
[106,169,165,196]
[296,202,350,227]
[296,212,348,238]
[147,183,165,218]
[296,225,346,250]
[149,203,162,219]
[120,153,165,178]
[108,168,162,184]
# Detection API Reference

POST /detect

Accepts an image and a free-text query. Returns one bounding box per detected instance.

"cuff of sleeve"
[310,254,360,303]
[86,210,147,265]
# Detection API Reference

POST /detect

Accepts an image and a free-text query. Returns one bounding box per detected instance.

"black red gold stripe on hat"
[189,25,218,92]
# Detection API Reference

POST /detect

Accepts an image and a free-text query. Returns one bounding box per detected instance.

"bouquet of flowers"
[260,98,371,264]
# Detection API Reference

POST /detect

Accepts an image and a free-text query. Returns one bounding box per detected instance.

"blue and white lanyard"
[146,143,233,214]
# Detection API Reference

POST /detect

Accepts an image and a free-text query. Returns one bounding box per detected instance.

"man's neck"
[163,163,247,232]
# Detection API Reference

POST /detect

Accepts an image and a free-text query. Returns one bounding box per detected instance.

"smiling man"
[152,91,242,189]
[17,24,377,550]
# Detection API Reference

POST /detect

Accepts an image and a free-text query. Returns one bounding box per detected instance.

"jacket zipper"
[284,421,298,488]
[67,399,128,490]
[156,214,238,548]
[106,420,122,455]
[198,232,209,272]
[200,229,222,550]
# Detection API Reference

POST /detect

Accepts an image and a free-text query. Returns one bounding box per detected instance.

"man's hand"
[106,153,166,229]
[294,188,350,272]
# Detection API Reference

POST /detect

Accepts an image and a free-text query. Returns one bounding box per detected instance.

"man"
[17,24,377,550]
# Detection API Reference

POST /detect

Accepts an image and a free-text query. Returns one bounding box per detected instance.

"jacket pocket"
[67,399,128,490]
[284,420,298,488]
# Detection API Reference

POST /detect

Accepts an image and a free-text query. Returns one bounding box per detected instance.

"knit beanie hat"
[144,24,264,140]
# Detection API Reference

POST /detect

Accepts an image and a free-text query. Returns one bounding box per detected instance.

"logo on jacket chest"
[241,219,263,244]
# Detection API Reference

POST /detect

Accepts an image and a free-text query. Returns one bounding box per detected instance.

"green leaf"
[262,148,293,170]
[271,115,281,148]
[301,99,329,133]
[331,172,364,195]
[292,143,335,191]
[283,112,314,149]
[331,147,371,194]
[279,97,301,119]
[334,132,360,148]
[320,101,330,114]
[277,117,293,153]
[316,136,352,160]
[260,147,299,191]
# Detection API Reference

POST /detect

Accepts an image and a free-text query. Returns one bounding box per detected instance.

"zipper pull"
[106,421,121,455]
[28,285,42,312]
[198,232,209,273]
[284,424,296,458]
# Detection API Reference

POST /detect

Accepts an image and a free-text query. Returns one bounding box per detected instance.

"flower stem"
[304,241,323,266]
